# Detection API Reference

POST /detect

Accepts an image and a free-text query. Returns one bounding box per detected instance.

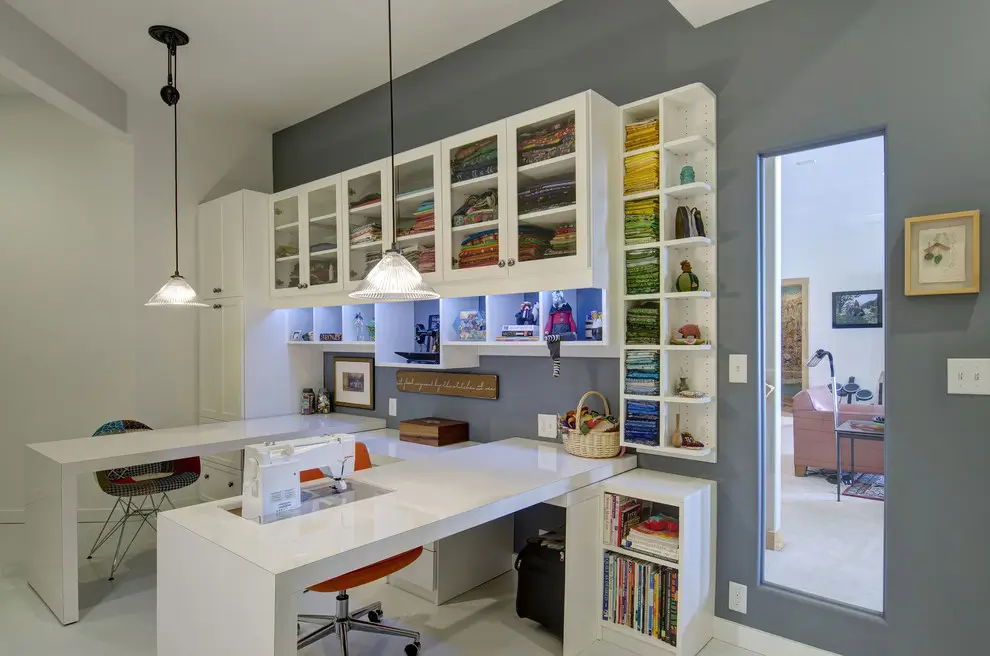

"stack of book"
[497,324,538,341]
[624,516,680,564]
[602,551,678,646]
[604,493,644,547]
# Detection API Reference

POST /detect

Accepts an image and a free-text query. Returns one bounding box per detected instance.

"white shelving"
[597,470,715,656]
[619,84,718,463]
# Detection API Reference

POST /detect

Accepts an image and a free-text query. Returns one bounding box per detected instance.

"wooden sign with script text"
[395,371,498,400]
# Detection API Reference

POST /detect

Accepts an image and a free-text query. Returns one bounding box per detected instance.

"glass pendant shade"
[145,274,208,307]
[349,250,440,301]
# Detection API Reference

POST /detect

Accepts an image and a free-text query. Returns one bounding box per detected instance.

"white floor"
[764,417,884,612]
[0,521,757,656]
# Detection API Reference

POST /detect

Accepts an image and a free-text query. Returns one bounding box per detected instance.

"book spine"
[604,494,612,545]
[660,567,668,642]
[669,569,679,647]
[611,495,619,545]
[602,551,609,620]
[648,566,654,637]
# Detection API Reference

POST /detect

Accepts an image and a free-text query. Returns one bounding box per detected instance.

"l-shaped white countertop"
[160,437,636,589]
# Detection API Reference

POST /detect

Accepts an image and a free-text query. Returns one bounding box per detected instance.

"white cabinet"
[342,159,392,291]
[393,143,443,285]
[441,121,509,282]
[199,461,242,502]
[198,194,244,300]
[198,297,243,422]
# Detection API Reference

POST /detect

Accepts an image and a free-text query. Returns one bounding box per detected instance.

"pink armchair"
[792,386,884,476]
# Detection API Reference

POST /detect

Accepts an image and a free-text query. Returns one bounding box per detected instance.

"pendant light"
[145,25,207,307]
[350,0,439,301]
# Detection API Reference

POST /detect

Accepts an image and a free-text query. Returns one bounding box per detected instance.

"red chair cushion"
[307,547,424,593]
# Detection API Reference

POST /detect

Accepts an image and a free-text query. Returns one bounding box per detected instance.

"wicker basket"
[562,391,621,458]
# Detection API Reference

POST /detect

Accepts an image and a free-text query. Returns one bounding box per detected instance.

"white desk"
[158,438,637,656]
[24,412,386,625]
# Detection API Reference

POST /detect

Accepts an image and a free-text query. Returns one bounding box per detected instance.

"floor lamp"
[806,348,842,502]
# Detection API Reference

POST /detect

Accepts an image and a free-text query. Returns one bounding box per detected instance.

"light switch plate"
[388,398,397,416]
[948,359,990,395]
[538,414,558,439]
[729,354,748,383]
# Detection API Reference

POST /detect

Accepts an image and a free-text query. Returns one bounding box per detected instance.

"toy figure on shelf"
[674,260,700,292]
[316,388,332,414]
[669,323,708,346]
[586,310,604,341]
[544,290,577,378]
[353,311,367,341]
[515,301,538,326]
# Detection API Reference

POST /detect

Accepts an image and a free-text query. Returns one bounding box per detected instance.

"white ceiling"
[668,0,776,27]
[8,0,561,130]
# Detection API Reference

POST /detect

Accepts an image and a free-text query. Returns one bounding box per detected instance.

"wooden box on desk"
[399,418,469,446]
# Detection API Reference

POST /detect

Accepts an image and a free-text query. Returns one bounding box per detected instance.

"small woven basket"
[562,391,620,458]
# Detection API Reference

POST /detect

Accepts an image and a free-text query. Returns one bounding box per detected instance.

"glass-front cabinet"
[393,143,443,285]
[342,159,391,291]
[506,95,589,276]
[270,175,345,297]
[441,121,508,282]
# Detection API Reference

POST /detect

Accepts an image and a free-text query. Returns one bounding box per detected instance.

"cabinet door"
[271,191,307,297]
[441,121,509,281]
[506,94,589,276]
[393,143,443,284]
[342,159,390,291]
[199,298,243,421]
[219,193,244,297]
[303,176,344,293]
[198,199,223,300]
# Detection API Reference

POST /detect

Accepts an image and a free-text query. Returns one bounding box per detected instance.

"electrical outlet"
[729,581,747,614]
[388,398,397,416]
[729,354,748,383]
[538,414,558,439]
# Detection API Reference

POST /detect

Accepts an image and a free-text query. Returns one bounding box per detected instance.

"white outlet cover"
[729,581,747,614]
[729,354,748,384]
[538,414,558,439]
[388,398,397,416]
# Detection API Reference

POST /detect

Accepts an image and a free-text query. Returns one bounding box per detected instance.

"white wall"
[0,93,272,519]
[0,96,135,517]
[780,136,885,393]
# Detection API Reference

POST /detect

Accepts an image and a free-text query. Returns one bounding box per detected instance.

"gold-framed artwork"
[781,278,810,394]
[333,356,375,410]
[905,210,980,296]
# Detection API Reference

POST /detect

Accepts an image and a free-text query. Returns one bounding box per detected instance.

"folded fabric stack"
[546,224,577,258]
[457,228,499,269]
[452,189,498,227]
[397,199,435,236]
[626,302,661,344]
[517,225,554,262]
[624,198,661,245]
[517,116,576,165]
[274,244,298,259]
[624,118,660,151]
[625,351,661,396]
[624,152,660,195]
[310,241,336,254]
[349,192,381,209]
[626,248,660,295]
[625,399,660,446]
[349,223,381,245]
[518,178,576,214]
[401,244,436,274]
[451,137,498,183]
[350,251,382,281]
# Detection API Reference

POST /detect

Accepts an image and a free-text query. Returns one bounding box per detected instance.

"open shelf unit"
[284,304,376,352]
[596,470,714,656]
[619,84,717,463]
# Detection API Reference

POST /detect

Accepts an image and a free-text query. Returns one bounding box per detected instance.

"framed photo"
[905,210,980,296]
[832,289,883,329]
[333,356,375,410]
[290,330,302,341]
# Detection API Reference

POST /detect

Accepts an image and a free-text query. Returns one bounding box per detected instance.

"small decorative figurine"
[674,375,690,395]
[367,318,375,341]
[670,323,707,345]
[675,206,706,239]
[680,165,695,185]
[544,290,578,377]
[692,207,706,238]
[303,331,314,342]
[353,311,367,341]
[316,388,331,414]
[587,310,604,341]
[675,260,700,292]
[515,301,538,326]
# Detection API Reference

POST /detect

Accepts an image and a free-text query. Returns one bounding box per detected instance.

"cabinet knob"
[228,482,234,488]
[498,259,506,268]
[213,287,221,294]
[508,258,516,266]
[212,304,222,310]
[204,474,210,480]
[301,283,309,289]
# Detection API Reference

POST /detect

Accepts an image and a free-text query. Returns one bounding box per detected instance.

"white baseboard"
[715,618,838,656]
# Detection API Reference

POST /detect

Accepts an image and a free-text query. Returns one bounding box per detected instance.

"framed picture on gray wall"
[831,289,883,329]
[333,356,375,409]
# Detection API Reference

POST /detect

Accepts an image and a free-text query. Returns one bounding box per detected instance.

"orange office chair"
[297,442,422,655]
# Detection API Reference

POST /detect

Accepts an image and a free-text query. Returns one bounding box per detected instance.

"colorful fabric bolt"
[625,198,661,245]
[457,228,500,269]
[452,189,498,227]
[625,399,660,445]
[626,248,660,295]
[626,302,661,344]
[625,351,661,396]
[517,116,576,166]
[518,178,576,214]
[624,118,660,151]
[451,137,498,182]
[624,152,660,195]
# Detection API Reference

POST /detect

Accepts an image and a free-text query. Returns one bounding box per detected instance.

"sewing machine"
[241,434,356,521]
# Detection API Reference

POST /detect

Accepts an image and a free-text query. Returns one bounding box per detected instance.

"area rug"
[843,473,884,501]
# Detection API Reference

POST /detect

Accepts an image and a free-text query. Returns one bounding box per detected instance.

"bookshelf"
[597,470,715,656]
[619,83,718,463]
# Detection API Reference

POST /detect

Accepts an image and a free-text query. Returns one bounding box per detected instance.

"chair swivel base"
[298,591,421,655]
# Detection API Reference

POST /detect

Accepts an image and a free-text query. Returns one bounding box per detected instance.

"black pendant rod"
[387,0,397,252]
[172,45,180,276]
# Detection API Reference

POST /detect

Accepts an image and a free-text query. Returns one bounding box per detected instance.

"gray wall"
[280,1,990,653]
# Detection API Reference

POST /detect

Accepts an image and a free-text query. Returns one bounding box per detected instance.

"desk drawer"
[199,462,241,502]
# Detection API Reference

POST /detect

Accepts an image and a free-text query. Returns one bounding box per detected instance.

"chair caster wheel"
[404,642,421,655]
[86,556,93,560]
[108,577,114,582]
[367,610,382,623]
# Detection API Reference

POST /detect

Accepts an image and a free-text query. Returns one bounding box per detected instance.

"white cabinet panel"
[198,195,244,299]
[199,298,243,422]
[198,461,241,502]
[198,303,222,419]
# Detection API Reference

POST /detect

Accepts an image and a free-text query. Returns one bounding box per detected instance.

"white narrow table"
[158,438,637,656]
[24,412,386,625]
